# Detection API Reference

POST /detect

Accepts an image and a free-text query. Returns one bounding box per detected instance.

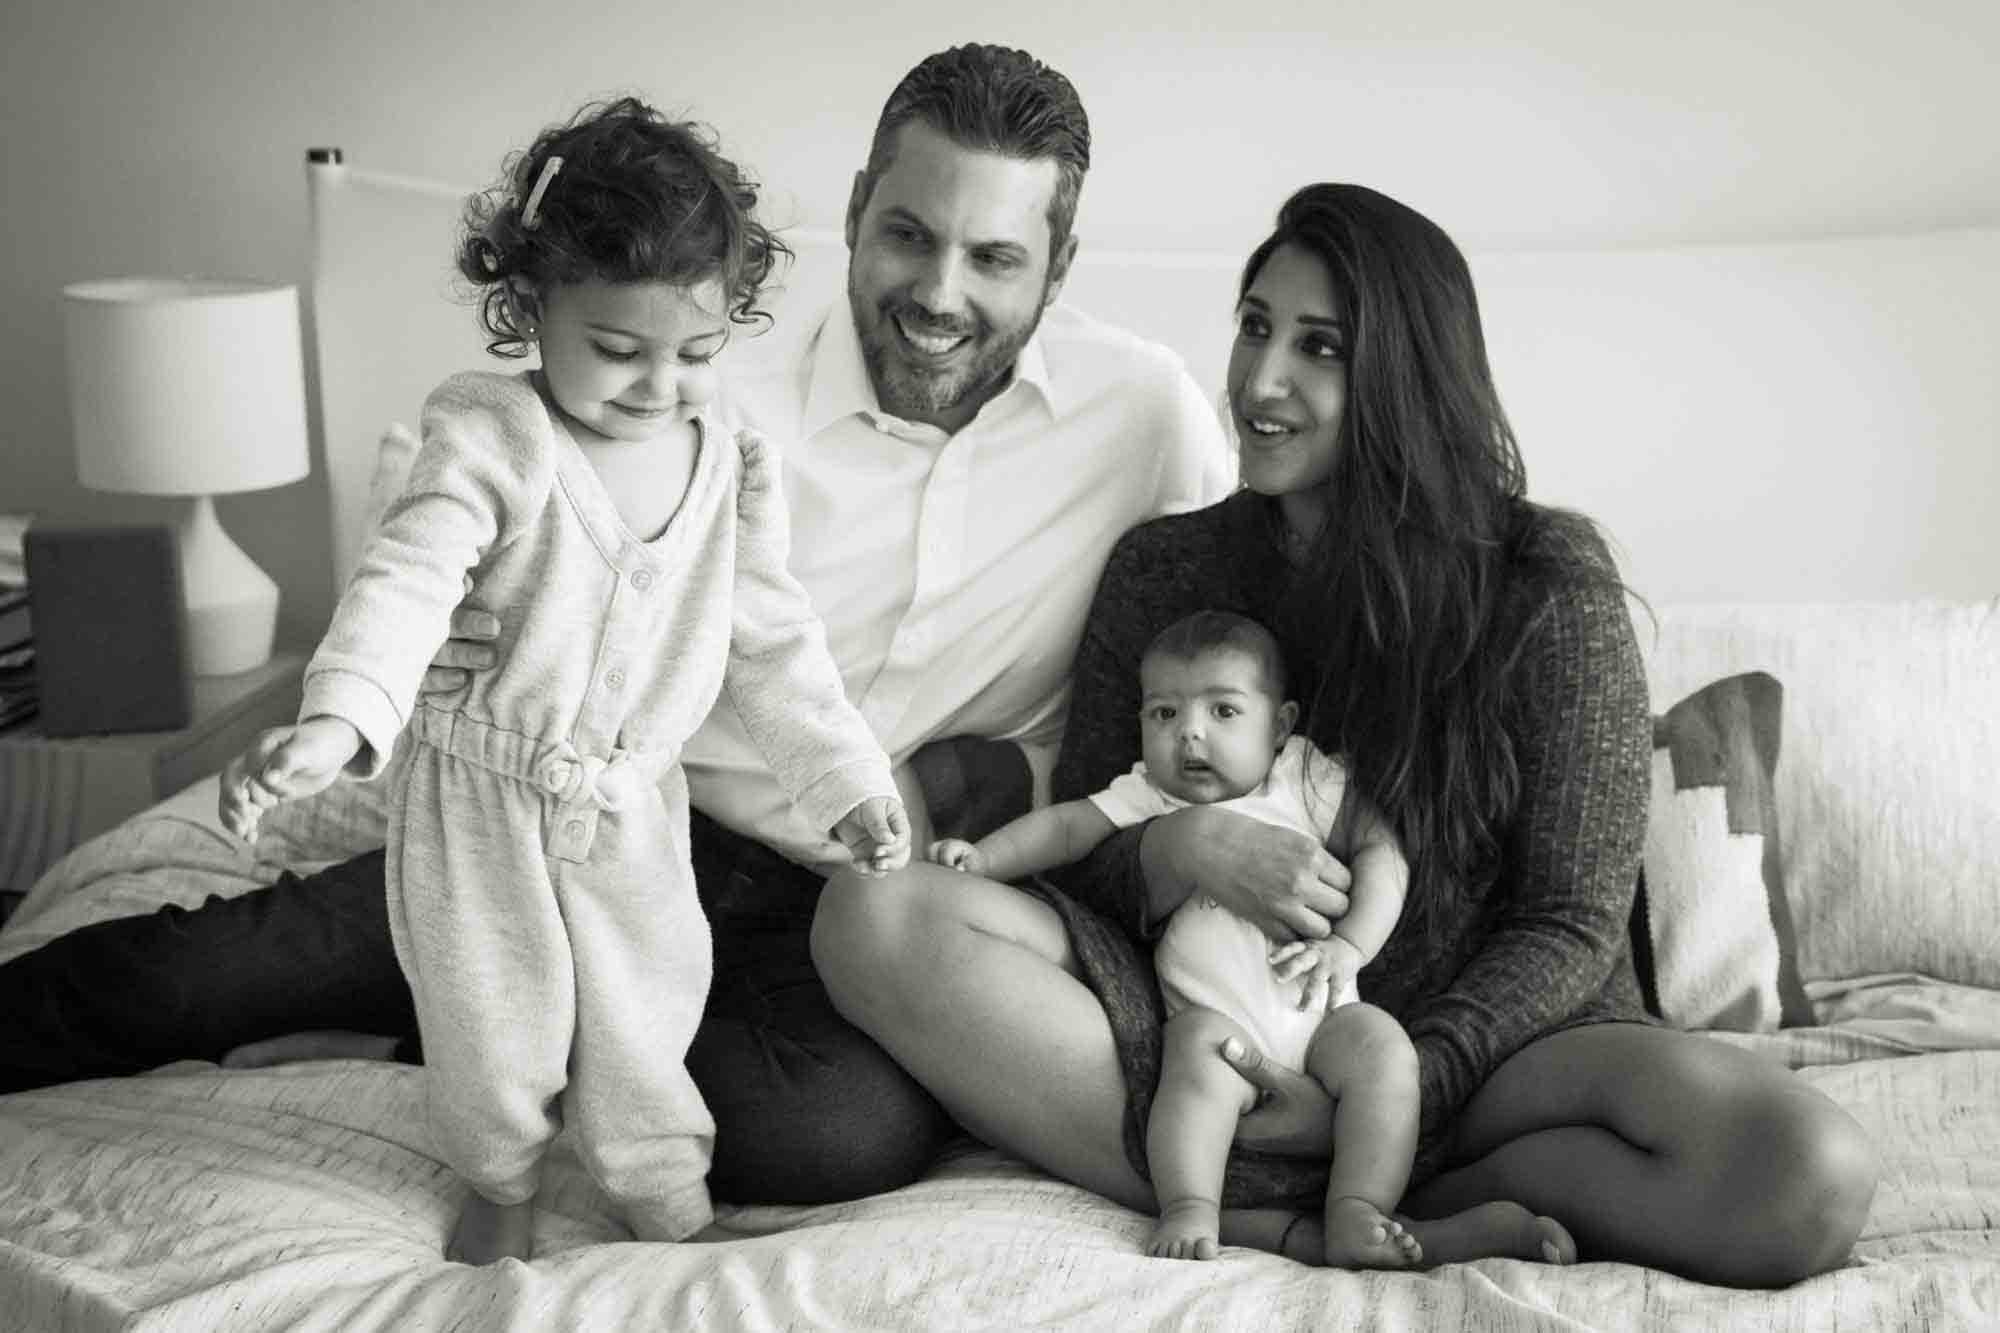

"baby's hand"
[927,838,986,874]
[218,716,362,842]
[833,796,911,877]
[1269,936,1364,1013]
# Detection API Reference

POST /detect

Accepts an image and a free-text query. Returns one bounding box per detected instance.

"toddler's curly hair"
[458,96,790,357]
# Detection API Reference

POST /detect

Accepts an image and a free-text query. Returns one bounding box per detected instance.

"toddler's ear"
[503,280,541,333]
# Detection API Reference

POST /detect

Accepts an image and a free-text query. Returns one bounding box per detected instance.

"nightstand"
[0,649,305,897]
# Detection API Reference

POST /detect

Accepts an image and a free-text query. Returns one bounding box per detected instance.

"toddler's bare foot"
[221,1030,401,1069]
[1406,1200,1576,1267]
[1323,1194,1423,1269]
[447,1193,534,1264]
[1148,1197,1223,1260]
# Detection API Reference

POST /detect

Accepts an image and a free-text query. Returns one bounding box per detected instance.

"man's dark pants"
[0,810,958,1203]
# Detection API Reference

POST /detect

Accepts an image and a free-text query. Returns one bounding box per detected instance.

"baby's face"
[1138,647,1289,805]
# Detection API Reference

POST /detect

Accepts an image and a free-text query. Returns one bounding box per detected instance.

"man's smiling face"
[844,120,1074,434]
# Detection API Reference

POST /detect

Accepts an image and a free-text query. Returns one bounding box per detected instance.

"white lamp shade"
[63,277,311,496]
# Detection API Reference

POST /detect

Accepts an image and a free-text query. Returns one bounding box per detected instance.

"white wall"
[3,0,1995,641]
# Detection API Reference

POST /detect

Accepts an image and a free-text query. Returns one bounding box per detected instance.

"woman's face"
[1226,242,1349,518]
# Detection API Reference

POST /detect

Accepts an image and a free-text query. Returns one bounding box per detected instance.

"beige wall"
[3,0,1995,643]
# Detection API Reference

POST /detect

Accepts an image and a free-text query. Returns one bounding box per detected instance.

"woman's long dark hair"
[1246,184,1588,949]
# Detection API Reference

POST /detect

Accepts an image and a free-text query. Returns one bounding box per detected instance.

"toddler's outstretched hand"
[834,795,910,877]
[927,838,986,874]
[218,716,363,842]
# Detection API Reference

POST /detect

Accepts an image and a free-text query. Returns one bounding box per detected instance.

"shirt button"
[606,668,627,689]
[631,569,654,591]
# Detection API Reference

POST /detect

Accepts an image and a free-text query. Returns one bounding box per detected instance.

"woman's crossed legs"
[813,864,1878,1287]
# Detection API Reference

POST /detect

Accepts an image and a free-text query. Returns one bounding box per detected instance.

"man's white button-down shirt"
[686,296,1236,867]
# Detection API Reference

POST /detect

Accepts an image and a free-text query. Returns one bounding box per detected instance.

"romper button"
[630,569,654,591]
[565,819,585,840]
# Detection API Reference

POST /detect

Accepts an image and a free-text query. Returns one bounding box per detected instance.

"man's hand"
[1220,1035,1336,1158]
[1145,806,1352,943]
[927,837,986,874]
[218,716,363,841]
[419,606,501,697]
[833,796,911,876]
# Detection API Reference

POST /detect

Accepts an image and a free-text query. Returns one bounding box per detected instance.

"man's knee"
[701,1010,952,1205]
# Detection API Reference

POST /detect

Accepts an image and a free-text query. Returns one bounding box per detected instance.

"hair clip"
[521,155,564,230]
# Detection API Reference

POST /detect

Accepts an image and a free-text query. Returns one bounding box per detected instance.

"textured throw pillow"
[1634,670,1811,1031]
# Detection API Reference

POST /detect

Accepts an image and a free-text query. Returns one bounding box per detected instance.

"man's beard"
[849,282,1042,425]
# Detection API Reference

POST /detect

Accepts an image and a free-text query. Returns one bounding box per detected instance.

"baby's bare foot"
[1148,1197,1223,1261]
[447,1193,534,1264]
[1406,1200,1576,1267]
[1323,1195,1423,1269]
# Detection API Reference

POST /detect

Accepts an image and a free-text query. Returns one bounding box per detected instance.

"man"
[0,44,1233,1206]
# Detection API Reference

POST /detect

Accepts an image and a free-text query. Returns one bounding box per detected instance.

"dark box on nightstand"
[24,524,193,735]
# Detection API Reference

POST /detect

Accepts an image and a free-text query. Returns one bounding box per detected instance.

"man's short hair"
[1142,611,1289,701]
[858,43,1091,261]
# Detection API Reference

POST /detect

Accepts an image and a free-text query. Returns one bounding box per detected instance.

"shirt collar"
[800,297,1059,441]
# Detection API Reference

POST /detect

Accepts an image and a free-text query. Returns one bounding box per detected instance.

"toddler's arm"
[218,716,364,841]
[930,799,1117,882]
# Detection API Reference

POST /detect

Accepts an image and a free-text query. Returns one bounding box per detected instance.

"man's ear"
[1043,232,1079,309]
[1275,700,1298,748]
[845,170,871,252]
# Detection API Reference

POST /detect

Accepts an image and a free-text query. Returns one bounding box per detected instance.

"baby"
[933,610,1571,1269]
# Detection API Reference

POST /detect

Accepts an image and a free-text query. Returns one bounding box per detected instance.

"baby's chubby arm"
[1271,791,1409,1008]
[929,799,1118,883]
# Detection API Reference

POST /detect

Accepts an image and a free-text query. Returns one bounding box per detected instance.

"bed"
[1,155,1996,1331]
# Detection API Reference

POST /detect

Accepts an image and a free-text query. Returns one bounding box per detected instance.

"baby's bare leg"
[1146,1008,1259,1260]
[1305,1002,1424,1268]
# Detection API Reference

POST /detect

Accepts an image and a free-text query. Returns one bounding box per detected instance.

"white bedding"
[4,796,1999,1331]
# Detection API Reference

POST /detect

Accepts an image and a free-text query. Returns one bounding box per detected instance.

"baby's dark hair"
[1142,611,1290,701]
[457,96,791,357]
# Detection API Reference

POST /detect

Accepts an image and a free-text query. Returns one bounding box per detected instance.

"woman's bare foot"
[447,1193,534,1264]
[220,1029,400,1069]
[1323,1194,1423,1268]
[1148,1197,1223,1260]
[1406,1200,1576,1267]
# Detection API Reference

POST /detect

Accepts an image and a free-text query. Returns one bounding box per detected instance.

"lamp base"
[173,494,279,676]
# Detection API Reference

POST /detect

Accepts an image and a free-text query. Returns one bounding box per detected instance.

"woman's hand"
[1221,1036,1336,1157]
[419,606,502,696]
[1141,805,1352,942]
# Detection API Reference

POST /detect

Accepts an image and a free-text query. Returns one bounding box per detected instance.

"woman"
[813,183,1879,1285]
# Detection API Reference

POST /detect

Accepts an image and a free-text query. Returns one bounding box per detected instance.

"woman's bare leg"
[1402,1022,1879,1287]
[812,864,1153,1212]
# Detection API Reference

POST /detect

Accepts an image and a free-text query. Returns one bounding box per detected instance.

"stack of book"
[0,515,34,729]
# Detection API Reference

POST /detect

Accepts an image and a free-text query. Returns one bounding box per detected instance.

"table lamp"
[62,277,311,676]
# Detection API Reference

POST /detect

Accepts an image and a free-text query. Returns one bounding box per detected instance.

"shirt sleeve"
[1403,569,1653,1141]
[299,374,552,776]
[721,427,896,836]
[1153,370,1237,516]
[1085,764,1177,829]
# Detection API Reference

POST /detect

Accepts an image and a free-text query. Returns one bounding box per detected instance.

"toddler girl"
[220,97,907,1264]
[931,610,1569,1269]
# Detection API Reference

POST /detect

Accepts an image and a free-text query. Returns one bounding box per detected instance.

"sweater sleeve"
[299,374,552,776]
[1404,567,1653,1141]
[721,428,896,836]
